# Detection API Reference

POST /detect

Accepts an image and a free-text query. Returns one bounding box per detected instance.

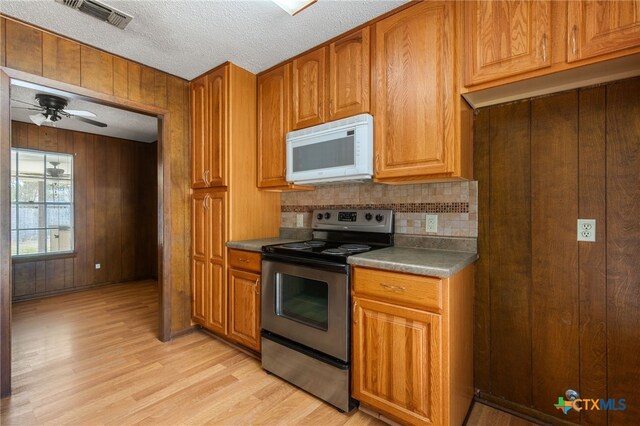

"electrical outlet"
[425,214,438,233]
[296,213,304,228]
[95,263,101,269]
[577,219,596,242]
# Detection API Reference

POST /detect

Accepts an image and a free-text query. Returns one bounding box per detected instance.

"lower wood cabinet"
[191,190,226,335]
[352,265,474,426]
[228,250,261,352]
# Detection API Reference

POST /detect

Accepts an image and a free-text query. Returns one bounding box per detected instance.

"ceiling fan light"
[29,113,47,127]
[272,0,316,16]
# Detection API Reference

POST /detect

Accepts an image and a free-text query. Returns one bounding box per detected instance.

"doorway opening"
[0,70,172,397]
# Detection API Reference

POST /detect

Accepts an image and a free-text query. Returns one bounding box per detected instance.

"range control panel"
[311,209,394,233]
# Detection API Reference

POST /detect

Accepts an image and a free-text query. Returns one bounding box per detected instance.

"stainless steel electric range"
[261,209,394,412]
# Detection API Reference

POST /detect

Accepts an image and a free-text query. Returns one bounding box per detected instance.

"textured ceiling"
[10,82,159,142]
[1,0,410,80]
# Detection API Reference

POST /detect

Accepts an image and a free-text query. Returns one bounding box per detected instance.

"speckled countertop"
[347,247,478,278]
[226,238,301,253]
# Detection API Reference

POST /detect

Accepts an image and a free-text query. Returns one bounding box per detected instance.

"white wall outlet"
[425,214,438,233]
[296,213,304,228]
[95,263,101,269]
[577,219,596,242]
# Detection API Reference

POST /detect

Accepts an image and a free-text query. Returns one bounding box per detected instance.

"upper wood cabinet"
[191,75,209,189]
[207,67,227,187]
[373,1,472,182]
[190,67,227,188]
[290,27,371,131]
[464,0,551,86]
[291,48,327,130]
[257,64,314,191]
[257,64,292,189]
[567,1,640,63]
[328,27,370,121]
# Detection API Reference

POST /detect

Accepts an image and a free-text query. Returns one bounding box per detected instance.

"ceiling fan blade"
[11,98,41,108]
[12,106,44,112]
[63,109,97,118]
[72,115,107,128]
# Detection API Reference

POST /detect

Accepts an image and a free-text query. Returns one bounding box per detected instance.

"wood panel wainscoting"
[0,280,535,425]
[474,76,640,425]
[10,122,158,301]
[0,15,191,397]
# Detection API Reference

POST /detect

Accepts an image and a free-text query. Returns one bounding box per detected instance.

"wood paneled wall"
[474,77,640,426]
[11,122,157,301]
[0,15,191,336]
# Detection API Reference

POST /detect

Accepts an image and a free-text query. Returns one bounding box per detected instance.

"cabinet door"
[464,1,551,86]
[257,64,290,188]
[373,1,455,180]
[352,296,441,425]
[191,193,209,324]
[328,27,370,120]
[291,48,326,130]
[568,1,640,63]
[191,75,209,188]
[228,268,261,352]
[206,191,227,335]
[207,67,227,187]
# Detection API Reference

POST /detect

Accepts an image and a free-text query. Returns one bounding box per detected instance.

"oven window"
[276,274,328,331]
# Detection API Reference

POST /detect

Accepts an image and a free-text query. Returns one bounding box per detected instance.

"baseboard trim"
[474,393,574,426]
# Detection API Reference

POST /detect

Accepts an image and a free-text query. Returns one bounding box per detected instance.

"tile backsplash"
[281,181,478,238]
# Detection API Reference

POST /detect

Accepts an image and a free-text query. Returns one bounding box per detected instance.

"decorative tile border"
[281,202,469,214]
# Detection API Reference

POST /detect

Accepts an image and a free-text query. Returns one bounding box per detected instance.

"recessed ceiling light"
[272,0,317,16]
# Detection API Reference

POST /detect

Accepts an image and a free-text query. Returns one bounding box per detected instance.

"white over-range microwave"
[286,113,373,185]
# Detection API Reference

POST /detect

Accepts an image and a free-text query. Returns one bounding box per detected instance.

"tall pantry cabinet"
[190,63,279,350]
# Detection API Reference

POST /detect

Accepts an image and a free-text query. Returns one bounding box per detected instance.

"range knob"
[317,213,323,220]
[365,213,373,221]
[375,214,384,222]
[324,212,331,219]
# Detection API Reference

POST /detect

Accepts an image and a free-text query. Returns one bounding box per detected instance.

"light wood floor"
[1,280,537,425]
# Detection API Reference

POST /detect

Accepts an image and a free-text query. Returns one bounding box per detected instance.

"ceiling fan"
[11,94,107,128]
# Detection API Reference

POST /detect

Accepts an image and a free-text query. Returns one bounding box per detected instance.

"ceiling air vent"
[55,0,133,30]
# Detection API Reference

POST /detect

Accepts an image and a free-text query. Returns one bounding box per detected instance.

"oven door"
[262,259,349,362]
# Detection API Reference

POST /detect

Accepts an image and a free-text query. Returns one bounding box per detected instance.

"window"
[11,149,74,256]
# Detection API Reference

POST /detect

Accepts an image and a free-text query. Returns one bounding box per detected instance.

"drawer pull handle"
[541,33,547,63]
[571,25,577,56]
[237,258,250,263]
[379,283,406,292]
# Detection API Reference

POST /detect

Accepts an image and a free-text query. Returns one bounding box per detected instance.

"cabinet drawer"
[353,267,441,312]
[228,249,261,273]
